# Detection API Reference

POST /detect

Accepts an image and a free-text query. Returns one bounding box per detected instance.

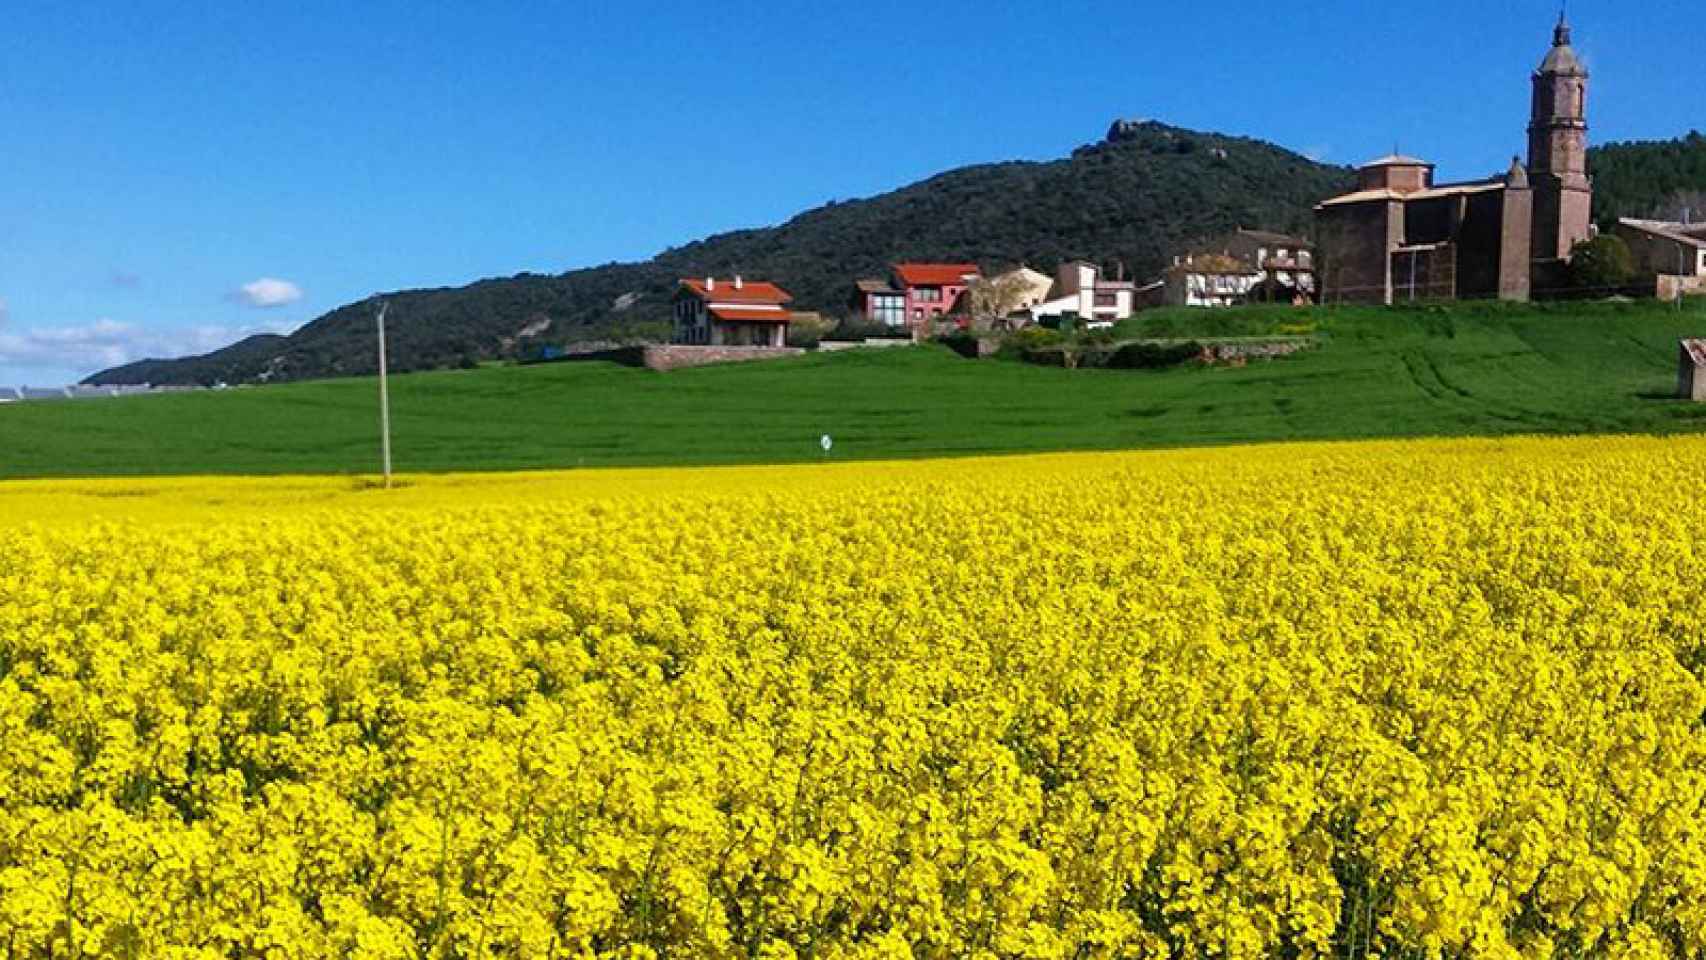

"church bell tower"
[1527,12,1592,263]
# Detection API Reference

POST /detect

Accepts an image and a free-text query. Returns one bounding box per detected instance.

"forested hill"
[88,127,1706,386]
[89,122,1354,385]
[1589,131,1706,225]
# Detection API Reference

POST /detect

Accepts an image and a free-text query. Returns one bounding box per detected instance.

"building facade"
[852,280,907,327]
[673,277,794,347]
[892,263,981,325]
[1024,261,1137,324]
[1163,254,1264,308]
[1616,219,1706,300]
[1164,230,1316,307]
[852,263,982,332]
[1316,15,1590,304]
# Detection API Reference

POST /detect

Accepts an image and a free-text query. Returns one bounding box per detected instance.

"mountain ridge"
[89,121,1356,385]
[88,125,1706,386]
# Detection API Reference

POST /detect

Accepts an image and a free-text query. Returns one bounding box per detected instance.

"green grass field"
[5,300,1705,478]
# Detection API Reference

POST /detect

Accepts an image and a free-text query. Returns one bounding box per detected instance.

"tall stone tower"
[1527,13,1592,263]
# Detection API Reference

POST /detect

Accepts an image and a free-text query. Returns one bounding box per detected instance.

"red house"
[673,277,794,347]
[853,262,982,332]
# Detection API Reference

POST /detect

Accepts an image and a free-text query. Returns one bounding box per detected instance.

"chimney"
[706,277,715,291]
[734,275,744,290]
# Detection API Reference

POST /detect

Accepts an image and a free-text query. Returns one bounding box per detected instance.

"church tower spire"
[1528,11,1592,262]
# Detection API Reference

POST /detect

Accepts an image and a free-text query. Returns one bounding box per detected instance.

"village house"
[992,266,1056,312]
[1162,229,1316,307]
[852,280,907,328]
[1164,254,1265,308]
[1315,14,1592,304]
[673,277,794,347]
[852,263,982,331]
[1615,218,1706,300]
[1020,261,1137,325]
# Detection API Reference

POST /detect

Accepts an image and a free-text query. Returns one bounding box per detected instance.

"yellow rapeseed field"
[2,437,1704,959]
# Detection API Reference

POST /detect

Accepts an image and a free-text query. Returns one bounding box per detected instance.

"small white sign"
[820,434,834,453]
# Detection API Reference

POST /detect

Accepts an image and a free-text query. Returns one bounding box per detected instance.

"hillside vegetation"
[92,129,1706,388]
[1591,130,1706,225]
[89,122,1353,385]
[21,300,1706,479]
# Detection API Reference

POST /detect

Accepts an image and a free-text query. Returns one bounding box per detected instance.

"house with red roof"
[853,262,982,333]
[673,277,794,347]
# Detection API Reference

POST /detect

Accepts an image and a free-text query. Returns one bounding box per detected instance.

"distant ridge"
[88,121,1363,385]
[94,125,1706,386]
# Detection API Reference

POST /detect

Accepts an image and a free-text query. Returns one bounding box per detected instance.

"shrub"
[1007,326,1063,352]
[1568,234,1636,294]
[1108,340,1204,369]
[826,316,906,342]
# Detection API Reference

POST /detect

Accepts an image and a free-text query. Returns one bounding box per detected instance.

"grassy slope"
[7,301,1706,479]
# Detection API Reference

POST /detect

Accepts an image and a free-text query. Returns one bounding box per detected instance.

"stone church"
[1315,15,1592,304]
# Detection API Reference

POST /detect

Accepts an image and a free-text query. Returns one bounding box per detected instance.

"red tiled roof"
[709,306,792,323]
[893,263,981,287]
[680,278,793,305]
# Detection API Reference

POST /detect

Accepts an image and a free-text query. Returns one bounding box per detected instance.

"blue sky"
[0,1,1695,385]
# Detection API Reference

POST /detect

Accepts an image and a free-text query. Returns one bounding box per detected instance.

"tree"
[1658,189,1706,224]
[1567,235,1636,294]
[964,272,1037,331]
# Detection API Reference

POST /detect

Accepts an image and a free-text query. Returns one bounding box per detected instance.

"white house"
[1159,230,1318,308]
[673,277,795,347]
[1164,254,1266,307]
[1023,261,1137,326]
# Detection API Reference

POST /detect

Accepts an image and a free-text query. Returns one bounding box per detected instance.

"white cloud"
[230,277,304,308]
[0,318,144,371]
[0,317,298,377]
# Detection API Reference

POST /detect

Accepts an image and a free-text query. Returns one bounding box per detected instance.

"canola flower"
[1,436,1705,958]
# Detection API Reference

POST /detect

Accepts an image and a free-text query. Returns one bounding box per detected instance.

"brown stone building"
[1316,15,1592,304]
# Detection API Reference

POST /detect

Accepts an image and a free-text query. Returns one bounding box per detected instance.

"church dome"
[1539,14,1587,76]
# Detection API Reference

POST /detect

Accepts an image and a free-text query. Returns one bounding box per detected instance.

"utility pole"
[376,300,393,488]
[1685,207,1694,314]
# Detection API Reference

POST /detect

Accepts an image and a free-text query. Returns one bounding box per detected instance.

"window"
[870,294,905,326]
[914,286,942,303]
[1094,293,1118,308]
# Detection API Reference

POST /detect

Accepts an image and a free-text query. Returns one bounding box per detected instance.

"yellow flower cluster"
[2,437,1705,959]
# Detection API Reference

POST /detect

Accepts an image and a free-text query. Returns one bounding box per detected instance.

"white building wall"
[1181,272,1264,307]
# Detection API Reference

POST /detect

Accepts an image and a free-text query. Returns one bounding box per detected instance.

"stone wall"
[555,344,803,372]
[1024,337,1314,369]
[639,345,803,372]
[1196,338,1314,363]
[1657,274,1706,303]
[816,338,916,353]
